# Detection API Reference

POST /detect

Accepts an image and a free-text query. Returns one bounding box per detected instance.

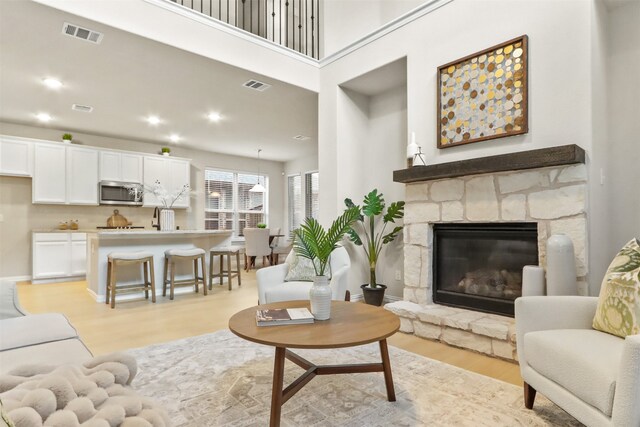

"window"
[288,175,302,236]
[305,171,319,219]
[205,169,267,236]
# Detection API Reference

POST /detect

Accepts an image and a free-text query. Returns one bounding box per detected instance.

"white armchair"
[256,246,351,304]
[515,296,640,427]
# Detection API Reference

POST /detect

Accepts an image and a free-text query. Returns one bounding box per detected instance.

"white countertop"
[93,230,232,238]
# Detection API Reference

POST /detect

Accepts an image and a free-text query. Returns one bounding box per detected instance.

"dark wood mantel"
[393,144,585,184]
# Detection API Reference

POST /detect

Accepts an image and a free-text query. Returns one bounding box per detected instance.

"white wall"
[0,121,285,278]
[607,1,640,252]
[322,0,426,57]
[319,0,606,294]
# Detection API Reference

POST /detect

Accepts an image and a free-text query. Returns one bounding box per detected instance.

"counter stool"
[106,251,156,309]
[209,247,242,290]
[163,248,208,300]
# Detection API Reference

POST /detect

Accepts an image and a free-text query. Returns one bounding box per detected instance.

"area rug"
[127,330,581,427]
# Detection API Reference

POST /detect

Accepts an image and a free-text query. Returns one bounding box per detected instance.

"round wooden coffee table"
[229,300,400,427]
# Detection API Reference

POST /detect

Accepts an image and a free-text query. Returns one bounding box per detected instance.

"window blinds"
[305,171,319,219]
[288,175,302,235]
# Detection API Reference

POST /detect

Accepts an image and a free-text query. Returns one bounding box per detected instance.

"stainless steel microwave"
[99,181,143,206]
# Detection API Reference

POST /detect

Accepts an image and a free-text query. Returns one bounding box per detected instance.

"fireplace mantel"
[394,144,585,183]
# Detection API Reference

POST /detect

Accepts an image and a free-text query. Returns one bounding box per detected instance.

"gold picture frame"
[437,35,529,149]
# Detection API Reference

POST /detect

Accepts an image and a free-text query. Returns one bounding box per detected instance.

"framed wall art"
[437,35,528,149]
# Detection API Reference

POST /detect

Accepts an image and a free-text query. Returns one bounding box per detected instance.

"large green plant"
[293,206,361,276]
[345,189,405,288]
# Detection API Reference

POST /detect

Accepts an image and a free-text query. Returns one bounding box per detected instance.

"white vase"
[159,209,175,231]
[522,265,546,296]
[162,152,170,157]
[546,234,577,295]
[310,275,332,320]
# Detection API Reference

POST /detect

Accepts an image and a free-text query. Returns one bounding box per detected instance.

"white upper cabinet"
[33,144,66,203]
[99,151,121,182]
[142,156,190,208]
[169,159,190,208]
[67,147,99,205]
[121,153,142,183]
[99,151,142,183]
[0,137,33,177]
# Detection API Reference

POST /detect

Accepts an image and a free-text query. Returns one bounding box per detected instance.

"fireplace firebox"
[432,223,538,317]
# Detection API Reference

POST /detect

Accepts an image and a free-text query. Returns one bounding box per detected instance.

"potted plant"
[345,189,405,306]
[62,133,73,144]
[161,147,171,156]
[256,223,267,229]
[293,206,360,320]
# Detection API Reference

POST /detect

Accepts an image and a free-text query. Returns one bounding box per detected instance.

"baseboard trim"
[31,275,85,285]
[0,275,32,283]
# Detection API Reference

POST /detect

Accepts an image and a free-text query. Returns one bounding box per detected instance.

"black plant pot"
[361,284,387,306]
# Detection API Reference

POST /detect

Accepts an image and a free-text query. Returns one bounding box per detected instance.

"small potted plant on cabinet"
[161,147,171,156]
[62,133,73,144]
[345,189,405,306]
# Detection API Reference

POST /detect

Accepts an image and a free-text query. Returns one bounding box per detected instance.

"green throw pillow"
[593,238,640,338]
[284,253,332,282]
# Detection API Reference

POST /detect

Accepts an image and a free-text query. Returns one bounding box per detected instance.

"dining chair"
[244,228,272,271]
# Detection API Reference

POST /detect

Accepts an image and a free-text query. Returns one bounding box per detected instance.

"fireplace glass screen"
[433,223,538,316]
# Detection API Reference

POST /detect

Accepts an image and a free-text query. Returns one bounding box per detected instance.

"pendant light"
[249,148,266,193]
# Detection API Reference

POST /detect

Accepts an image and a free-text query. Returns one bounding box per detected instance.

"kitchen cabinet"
[32,232,87,282]
[0,136,33,177]
[67,146,99,205]
[33,143,66,203]
[33,143,99,205]
[142,157,190,208]
[99,151,142,183]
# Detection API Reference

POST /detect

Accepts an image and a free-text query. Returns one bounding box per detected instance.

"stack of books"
[256,308,315,326]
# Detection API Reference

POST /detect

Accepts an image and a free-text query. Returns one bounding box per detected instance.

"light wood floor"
[17,271,522,386]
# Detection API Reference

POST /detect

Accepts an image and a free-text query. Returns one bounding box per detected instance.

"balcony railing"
[172,0,321,59]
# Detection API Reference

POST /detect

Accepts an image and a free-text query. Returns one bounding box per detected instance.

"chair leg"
[227,253,232,291]
[208,252,214,290]
[524,382,537,409]
[193,258,199,293]
[201,255,208,295]
[149,257,156,303]
[345,290,351,302]
[105,260,111,304]
[143,261,149,300]
[170,260,176,300]
[219,253,224,286]
[110,261,117,309]
[162,256,169,297]
[236,251,241,287]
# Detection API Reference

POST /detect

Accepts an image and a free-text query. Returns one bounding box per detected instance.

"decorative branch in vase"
[124,181,190,231]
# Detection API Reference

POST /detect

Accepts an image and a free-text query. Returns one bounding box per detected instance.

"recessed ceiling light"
[147,115,161,125]
[36,113,52,122]
[42,78,63,89]
[207,112,221,122]
[169,134,181,143]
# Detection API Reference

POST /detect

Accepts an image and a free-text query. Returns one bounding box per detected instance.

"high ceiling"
[0,0,318,161]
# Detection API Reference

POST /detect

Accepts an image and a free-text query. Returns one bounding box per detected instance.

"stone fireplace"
[385,145,588,361]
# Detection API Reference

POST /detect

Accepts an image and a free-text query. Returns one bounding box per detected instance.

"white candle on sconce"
[407,131,419,159]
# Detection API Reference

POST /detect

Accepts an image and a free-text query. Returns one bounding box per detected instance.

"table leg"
[379,339,396,402]
[270,347,286,427]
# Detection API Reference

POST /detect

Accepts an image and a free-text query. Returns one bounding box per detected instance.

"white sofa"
[515,296,640,427]
[256,246,351,304]
[0,282,93,374]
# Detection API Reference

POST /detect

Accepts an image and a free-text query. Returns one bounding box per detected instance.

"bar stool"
[163,248,208,300]
[209,247,242,290]
[106,251,156,309]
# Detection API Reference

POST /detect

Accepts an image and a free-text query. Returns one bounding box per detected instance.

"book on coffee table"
[256,308,315,326]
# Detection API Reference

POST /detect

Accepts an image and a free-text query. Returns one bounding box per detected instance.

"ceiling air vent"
[243,79,271,92]
[72,104,94,113]
[293,135,310,141]
[62,22,103,44]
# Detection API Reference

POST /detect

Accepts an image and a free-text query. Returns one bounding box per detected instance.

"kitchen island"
[86,230,233,302]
